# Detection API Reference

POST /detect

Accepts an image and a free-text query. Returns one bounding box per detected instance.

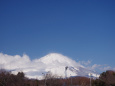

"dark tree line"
[0,69,90,86]
[92,70,115,86]
[0,69,39,86]
[0,69,115,86]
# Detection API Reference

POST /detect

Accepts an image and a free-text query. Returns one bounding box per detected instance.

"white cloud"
[79,60,115,73]
[88,64,115,72]
[103,66,111,70]
[99,65,112,71]
[79,60,91,66]
[0,53,30,70]
[0,53,47,79]
[91,64,101,70]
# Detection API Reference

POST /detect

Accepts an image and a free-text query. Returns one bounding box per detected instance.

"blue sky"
[0,0,115,70]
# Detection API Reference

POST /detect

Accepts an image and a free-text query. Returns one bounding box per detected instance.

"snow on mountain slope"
[32,53,84,78]
[29,53,99,79]
[36,53,83,67]
[0,53,99,79]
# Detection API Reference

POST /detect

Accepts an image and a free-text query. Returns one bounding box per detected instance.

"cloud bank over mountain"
[0,53,114,79]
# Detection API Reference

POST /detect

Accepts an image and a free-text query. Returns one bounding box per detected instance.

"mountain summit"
[38,53,83,67]
[31,53,99,79]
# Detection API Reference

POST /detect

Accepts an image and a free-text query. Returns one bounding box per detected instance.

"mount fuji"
[10,53,99,79]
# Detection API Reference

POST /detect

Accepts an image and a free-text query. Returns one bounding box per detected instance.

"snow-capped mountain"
[28,53,99,79]
[34,53,84,78]
[0,53,99,79]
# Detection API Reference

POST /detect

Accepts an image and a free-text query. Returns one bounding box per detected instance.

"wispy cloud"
[91,64,101,70]
[79,60,91,66]
[86,64,114,73]
[99,65,112,71]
